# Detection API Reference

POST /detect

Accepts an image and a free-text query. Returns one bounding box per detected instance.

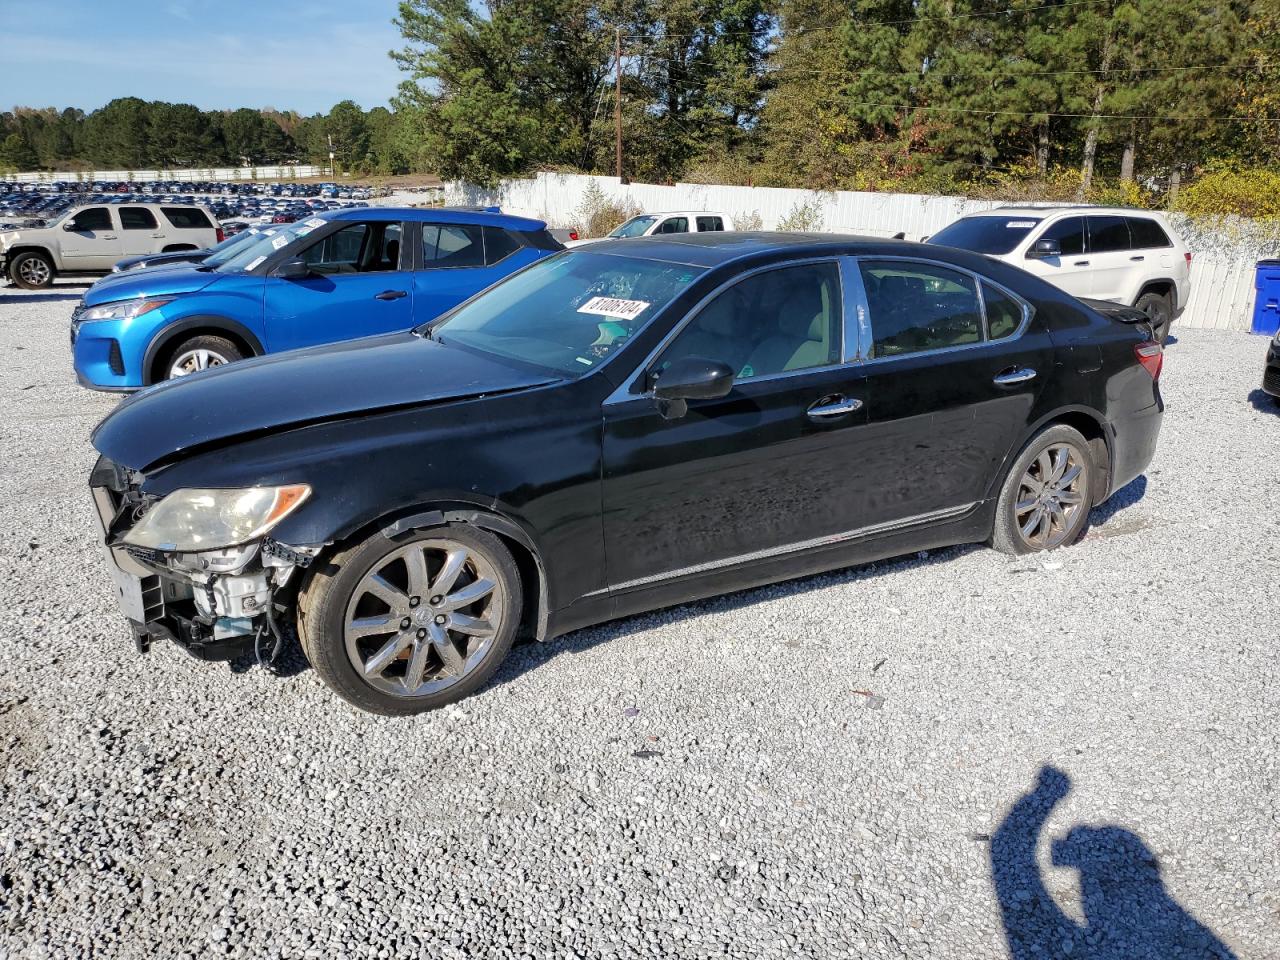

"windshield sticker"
[577,296,650,321]
[296,225,315,236]
[244,256,267,271]
[575,356,594,366]
[305,217,326,228]
[1006,220,1037,228]
[271,234,290,250]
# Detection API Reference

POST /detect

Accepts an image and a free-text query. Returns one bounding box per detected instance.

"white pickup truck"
[565,211,731,247]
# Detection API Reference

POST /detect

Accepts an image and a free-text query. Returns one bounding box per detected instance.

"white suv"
[928,205,1191,341]
[565,211,731,247]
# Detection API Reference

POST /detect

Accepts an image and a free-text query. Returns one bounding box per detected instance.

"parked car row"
[81,217,1166,714]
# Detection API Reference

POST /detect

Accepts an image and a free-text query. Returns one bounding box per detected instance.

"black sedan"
[1264,329,1280,402]
[88,234,1164,714]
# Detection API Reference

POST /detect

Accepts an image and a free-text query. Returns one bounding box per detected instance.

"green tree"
[0,133,39,171]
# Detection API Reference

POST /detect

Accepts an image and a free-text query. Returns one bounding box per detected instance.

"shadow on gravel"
[1085,474,1148,529]
[1246,389,1280,416]
[992,767,1237,960]
[0,291,84,304]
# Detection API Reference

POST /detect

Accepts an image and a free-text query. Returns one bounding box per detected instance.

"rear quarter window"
[482,226,521,265]
[696,216,725,232]
[162,207,214,230]
[1127,217,1172,249]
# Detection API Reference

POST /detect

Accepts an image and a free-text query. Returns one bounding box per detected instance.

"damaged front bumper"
[90,457,318,661]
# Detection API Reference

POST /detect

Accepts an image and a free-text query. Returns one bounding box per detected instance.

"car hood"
[83,264,220,306]
[114,250,210,272]
[91,333,560,471]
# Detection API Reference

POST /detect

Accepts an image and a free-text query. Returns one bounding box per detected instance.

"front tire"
[9,251,55,289]
[298,523,522,715]
[162,334,243,380]
[991,425,1094,555]
[1133,291,1172,343]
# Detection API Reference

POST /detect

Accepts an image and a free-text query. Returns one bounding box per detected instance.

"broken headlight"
[121,485,310,552]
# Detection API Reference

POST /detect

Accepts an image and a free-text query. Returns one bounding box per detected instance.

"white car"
[565,211,731,247]
[927,205,1191,341]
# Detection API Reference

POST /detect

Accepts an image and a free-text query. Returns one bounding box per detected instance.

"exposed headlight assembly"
[122,485,311,552]
[79,297,172,322]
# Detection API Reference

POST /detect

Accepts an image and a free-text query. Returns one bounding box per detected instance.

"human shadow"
[1247,389,1279,416]
[991,766,1237,960]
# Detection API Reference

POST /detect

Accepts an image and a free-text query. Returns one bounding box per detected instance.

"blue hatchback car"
[71,208,562,389]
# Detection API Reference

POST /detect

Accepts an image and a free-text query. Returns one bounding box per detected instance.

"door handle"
[374,290,407,301]
[806,395,863,420]
[1129,255,1145,261]
[1072,260,1090,266]
[993,367,1037,386]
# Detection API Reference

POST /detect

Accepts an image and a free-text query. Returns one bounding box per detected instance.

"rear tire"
[9,251,55,290]
[161,334,243,380]
[991,425,1095,555]
[298,522,522,715]
[1133,291,1172,343]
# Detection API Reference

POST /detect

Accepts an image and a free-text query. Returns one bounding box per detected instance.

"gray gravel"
[0,282,1276,959]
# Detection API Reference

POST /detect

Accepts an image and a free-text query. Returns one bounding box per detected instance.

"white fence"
[449,172,1266,333]
[10,165,327,183]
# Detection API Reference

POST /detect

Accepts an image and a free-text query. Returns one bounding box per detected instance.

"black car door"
[851,258,1055,525]
[600,259,869,592]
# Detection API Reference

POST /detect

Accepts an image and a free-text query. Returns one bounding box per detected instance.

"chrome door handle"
[807,396,863,420]
[374,290,407,301]
[993,367,1037,386]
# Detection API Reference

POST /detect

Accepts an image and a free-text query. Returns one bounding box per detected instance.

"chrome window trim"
[604,256,854,406]
[852,255,1035,365]
[587,501,978,596]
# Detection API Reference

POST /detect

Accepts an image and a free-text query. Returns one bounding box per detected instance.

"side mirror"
[62,219,77,231]
[274,256,311,279]
[649,356,734,419]
[1027,238,1062,260]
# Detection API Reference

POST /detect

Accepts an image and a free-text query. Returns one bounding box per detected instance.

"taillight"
[1185,251,1192,272]
[215,226,225,243]
[1135,341,1163,380]
[569,230,579,241]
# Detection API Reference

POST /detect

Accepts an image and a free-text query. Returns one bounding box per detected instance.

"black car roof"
[582,231,931,268]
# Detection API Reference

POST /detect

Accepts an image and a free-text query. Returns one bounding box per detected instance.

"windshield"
[430,252,705,377]
[928,216,1043,255]
[200,229,260,264]
[214,218,324,272]
[610,215,658,238]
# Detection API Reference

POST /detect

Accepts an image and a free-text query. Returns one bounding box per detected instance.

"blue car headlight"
[80,297,172,323]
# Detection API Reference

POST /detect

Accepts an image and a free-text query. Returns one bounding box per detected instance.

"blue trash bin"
[1253,259,1280,336]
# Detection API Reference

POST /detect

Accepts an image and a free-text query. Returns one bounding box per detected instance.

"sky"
[0,0,406,115]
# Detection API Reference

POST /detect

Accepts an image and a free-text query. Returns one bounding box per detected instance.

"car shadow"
[1084,474,1148,530]
[1246,389,1279,416]
[991,766,1238,960]
[0,291,85,304]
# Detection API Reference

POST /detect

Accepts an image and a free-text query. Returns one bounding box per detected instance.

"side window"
[299,222,400,275]
[982,282,1024,340]
[1126,217,1171,249]
[860,261,982,357]
[656,217,689,235]
[1089,216,1131,253]
[657,262,842,380]
[120,207,158,230]
[696,216,724,232]
[483,226,520,265]
[162,207,214,230]
[1036,217,1086,256]
[72,207,112,231]
[423,224,485,268]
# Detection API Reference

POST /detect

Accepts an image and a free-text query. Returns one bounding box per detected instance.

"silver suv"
[1,202,221,289]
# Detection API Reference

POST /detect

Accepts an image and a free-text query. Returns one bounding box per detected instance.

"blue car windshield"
[200,228,262,265]
[214,219,321,272]
[429,252,705,377]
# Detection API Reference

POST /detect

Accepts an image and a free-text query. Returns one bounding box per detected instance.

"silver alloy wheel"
[18,257,50,286]
[1013,442,1087,550]
[168,348,230,378]
[343,538,505,698]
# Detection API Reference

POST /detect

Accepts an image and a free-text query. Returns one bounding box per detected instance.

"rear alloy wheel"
[1133,291,1172,343]
[164,335,243,380]
[991,425,1094,555]
[299,523,522,715]
[9,251,55,290]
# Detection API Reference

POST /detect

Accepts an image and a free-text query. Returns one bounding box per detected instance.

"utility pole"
[614,26,624,183]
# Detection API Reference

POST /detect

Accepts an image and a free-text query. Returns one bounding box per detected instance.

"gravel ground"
[0,282,1276,960]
